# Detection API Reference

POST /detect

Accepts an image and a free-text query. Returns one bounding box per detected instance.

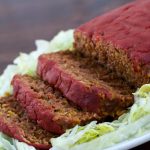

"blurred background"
[0,0,132,72]
[0,0,150,149]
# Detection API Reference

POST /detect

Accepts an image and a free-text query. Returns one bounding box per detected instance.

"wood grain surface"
[0,0,149,149]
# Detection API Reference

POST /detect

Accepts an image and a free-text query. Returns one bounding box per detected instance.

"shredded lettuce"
[74,124,115,145]
[51,85,150,150]
[0,28,150,150]
[14,29,74,77]
[0,133,36,150]
[0,29,74,97]
[0,29,74,150]
[136,84,150,97]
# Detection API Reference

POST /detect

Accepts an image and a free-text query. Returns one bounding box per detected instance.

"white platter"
[106,133,150,150]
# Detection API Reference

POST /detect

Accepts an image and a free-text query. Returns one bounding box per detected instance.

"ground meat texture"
[0,96,56,150]
[74,0,150,88]
[11,75,100,134]
[37,50,134,119]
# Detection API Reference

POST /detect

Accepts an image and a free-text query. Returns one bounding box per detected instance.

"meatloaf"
[0,96,56,150]
[74,0,150,87]
[11,75,99,134]
[37,50,134,119]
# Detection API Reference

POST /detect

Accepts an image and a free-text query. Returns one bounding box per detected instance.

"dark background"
[0,0,149,149]
[0,0,132,73]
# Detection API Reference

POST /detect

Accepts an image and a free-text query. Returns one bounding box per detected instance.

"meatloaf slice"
[74,0,150,87]
[0,96,56,150]
[37,51,134,119]
[11,75,99,134]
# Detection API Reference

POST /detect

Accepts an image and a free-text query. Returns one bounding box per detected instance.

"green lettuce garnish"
[51,84,150,150]
[75,124,114,145]
[0,29,74,150]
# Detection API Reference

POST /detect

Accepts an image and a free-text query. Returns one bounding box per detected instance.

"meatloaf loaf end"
[0,96,56,150]
[37,50,134,119]
[74,0,150,87]
[11,75,99,134]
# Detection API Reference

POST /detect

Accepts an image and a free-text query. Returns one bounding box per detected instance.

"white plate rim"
[105,132,150,150]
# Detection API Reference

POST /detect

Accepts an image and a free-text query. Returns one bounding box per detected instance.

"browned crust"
[0,96,54,149]
[37,51,134,119]
[74,31,150,87]
[11,75,100,134]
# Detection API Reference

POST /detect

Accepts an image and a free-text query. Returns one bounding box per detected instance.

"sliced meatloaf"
[74,0,150,87]
[0,96,56,150]
[11,75,99,134]
[37,51,134,119]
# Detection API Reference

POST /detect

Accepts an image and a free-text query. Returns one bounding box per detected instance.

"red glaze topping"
[76,0,150,65]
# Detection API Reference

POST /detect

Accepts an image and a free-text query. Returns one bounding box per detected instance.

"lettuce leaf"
[0,133,36,150]
[51,84,150,150]
[136,84,150,97]
[0,29,74,97]
[0,29,74,150]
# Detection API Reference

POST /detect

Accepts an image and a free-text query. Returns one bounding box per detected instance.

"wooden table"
[0,0,149,149]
